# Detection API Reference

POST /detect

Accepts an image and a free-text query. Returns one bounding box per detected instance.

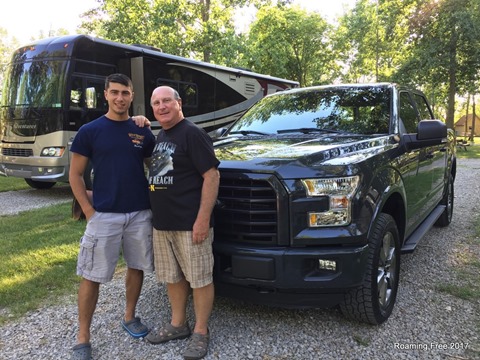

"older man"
[146,86,220,360]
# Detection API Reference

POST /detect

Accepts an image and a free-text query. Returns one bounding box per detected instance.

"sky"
[1,0,98,43]
[0,0,356,44]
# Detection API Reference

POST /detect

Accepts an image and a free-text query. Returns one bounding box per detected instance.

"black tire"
[24,178,56,189]
[340,213,400,325]
[435,173,454,227]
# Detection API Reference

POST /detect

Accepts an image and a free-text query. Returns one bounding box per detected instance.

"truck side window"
[399,92,419,133]
[412,93,433,120]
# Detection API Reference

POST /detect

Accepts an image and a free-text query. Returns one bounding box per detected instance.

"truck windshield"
[2,60,67,108]
[228,87,391,136]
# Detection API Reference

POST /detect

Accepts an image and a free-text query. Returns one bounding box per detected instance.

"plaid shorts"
[152,228,214,288]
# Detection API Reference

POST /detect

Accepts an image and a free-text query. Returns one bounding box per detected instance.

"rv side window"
[156,78,198,109]
[74,60,116,77]
[181,83,197,109]
[85,80,107,110]
[69,77,107,110]
[70,77,83,109]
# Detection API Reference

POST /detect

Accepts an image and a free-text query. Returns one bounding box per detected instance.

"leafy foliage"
[0,28,20,91]
[334,0,419,83]
[246,5,336,86]
[392,0,480,127]
[78,0,259,62]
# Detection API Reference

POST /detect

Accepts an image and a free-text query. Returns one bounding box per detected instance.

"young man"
[69,73,155,360]
[145,86,220,360]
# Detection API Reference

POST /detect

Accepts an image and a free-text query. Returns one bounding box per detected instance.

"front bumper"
[213,242,370,308]
[0,163,67,181]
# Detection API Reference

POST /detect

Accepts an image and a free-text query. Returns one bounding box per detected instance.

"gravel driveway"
[0,159,479,360]
[0,185,72,216]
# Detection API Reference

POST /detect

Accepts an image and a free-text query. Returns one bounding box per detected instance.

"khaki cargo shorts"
[77,210,153,283]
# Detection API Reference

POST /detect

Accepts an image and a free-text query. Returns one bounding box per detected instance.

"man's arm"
[69,152,95,220]
[192,167,220,244]
[132,115,151,128]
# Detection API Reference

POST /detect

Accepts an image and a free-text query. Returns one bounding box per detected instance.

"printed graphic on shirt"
[128,133,145,148]
[149,142,175,189]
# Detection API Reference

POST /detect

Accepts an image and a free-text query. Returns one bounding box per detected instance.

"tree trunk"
[201,0,211,63]
[446,26,458,130]
[465,94,470,141]
[471,96,476,143]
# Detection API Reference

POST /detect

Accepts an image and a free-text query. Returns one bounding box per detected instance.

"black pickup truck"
[212,83,456,325]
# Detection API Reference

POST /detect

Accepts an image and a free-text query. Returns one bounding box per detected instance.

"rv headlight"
[302,176,359,227]
[41,147,65,157]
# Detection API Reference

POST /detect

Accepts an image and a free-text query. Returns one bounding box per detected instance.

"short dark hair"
[105,73,133,90]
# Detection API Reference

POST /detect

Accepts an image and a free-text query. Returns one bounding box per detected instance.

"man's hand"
[132,115,151,128]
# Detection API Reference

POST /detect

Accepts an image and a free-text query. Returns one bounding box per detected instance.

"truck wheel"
[25,179,56,189]
[340,213,400,325]
[434,173,454,227]
[83,161,94,190]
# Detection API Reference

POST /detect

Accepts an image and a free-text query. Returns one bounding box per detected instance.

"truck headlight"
[302,176,359,227]
[41,147,65,157]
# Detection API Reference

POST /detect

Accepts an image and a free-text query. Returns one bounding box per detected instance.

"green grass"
[0,203,85,324]
[456,143,480,159]
[436,219,480,302]
[0,176,31,192]
[434,200,480,359]
[435,229,480,359]
[0,176,71,192]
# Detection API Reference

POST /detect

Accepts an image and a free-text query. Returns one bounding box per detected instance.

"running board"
[401,205,446,253]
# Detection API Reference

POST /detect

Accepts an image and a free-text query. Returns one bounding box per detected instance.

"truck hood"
[214,134,396,175]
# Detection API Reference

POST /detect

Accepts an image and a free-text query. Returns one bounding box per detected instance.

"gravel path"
[0,185,72,216]
[0,160,479,360]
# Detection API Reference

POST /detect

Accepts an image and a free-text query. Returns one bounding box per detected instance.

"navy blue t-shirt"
[148,119,219,230]
[70,115,155,213]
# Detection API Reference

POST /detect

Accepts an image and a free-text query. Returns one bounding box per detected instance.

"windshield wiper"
[277,128,349,134]
[229,130,270,136]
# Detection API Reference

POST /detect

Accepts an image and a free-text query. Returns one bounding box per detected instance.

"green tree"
[79,0,186,55]
[0,28,20,92]
[396,0,480,128]
[246,5,335,86]
[78,0,265,63]
[334,0,418,83]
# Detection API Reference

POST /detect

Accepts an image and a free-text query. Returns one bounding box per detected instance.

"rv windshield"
[2,60,67,108]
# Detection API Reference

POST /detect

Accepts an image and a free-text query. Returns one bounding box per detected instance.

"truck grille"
[215,175,278,244]
[1,148,33,157]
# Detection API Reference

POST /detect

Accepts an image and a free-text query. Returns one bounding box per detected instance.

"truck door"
[411,92,446,209]
[399,91,433,230]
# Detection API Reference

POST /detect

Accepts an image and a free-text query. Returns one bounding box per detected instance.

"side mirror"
[417,119,447,140]
[403,120,447,151]
[213,127,228,139]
